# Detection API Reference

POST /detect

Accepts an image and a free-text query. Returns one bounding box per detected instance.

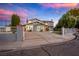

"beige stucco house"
[0,26,11,32]
[25,18,54,32]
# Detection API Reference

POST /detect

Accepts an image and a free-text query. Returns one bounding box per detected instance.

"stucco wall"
[0,32,17,41]
[63,28,76,35]
[5,27,11,32]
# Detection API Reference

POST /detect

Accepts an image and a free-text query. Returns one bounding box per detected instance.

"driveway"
[21,32,75,49]
[0,32,75,50]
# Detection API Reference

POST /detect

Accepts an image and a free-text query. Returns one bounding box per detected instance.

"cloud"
[0,9,15,16]
[0,15,10,19]
[0,4,37,24]
[40,3,78,8]
[15,7,29,18]
[0,9,15,20]
[7,3,14,6]
[0,8,28,20]
[7,4,37,18]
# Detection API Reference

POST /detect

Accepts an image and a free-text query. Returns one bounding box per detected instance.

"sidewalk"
[0,32,75,50]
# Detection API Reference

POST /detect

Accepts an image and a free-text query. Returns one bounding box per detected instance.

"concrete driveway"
[0,32,75,50]
[21,32,75,49]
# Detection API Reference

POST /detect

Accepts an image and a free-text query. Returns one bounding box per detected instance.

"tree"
[11,14,20,26]
[11,14,20,33]
[55,8,79,31]
[75,19,79,28]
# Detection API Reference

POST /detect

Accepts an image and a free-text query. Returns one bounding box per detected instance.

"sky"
[0,3,79,26]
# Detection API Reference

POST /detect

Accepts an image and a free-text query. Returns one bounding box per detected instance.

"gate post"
[62,27,65,37]
[16,26,24,41]
[23,27,25,40]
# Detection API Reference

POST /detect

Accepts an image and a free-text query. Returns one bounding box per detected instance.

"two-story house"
[25,18,54,32]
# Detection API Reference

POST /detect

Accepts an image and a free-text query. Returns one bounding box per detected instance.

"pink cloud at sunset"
[0,8,29,20]
[41,3,78,8]
[0,9,15,16]
[16,7,28,18]
[0,15,10,19]
[0,9,15,20]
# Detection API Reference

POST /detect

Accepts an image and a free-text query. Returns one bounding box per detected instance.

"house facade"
[25,18,54,32]
[0,26,11,32]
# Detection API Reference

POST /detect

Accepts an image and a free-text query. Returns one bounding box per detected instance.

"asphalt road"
[0,39,79,56]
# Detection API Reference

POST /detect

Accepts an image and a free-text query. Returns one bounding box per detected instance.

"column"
[16,26,24,41]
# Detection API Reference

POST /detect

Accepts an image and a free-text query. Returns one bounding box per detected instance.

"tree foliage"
[11,14,20,33]
[55,8,79,31]
[11,14,20,26]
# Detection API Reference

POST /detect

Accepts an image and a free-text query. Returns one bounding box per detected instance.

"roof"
[42,20,54,23]
[26,21,47,26]
[28,18,54,23]
[26,18,54,26]
[29,18,40,21]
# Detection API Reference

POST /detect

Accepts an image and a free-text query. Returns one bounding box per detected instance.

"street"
[0,39,79,56]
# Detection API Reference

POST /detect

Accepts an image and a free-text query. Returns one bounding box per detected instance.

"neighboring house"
[25,18,54,32]
[0,26,11,32]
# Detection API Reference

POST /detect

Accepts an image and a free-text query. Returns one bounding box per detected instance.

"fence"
[62,28,76,35]
[0,26,25,41]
